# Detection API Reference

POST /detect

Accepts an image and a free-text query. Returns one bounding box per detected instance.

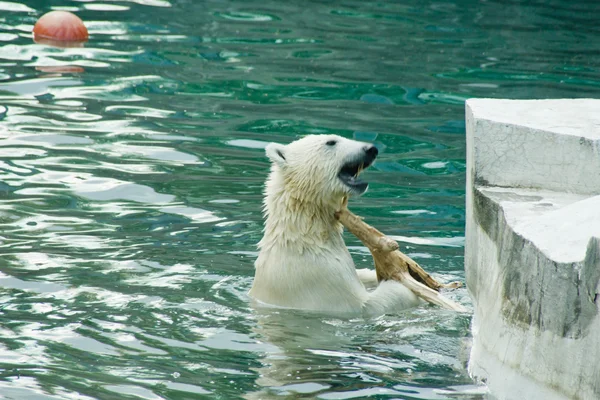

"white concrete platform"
[465,99,600,400]
[466,99,600,195]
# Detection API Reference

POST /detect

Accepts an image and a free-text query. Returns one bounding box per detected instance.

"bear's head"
[264,134,378,205]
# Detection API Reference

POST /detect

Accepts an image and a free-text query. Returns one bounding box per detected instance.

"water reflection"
[246,307,474,399]
[0,0,596,398]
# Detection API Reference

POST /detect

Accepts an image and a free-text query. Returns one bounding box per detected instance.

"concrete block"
[465,99,600,400]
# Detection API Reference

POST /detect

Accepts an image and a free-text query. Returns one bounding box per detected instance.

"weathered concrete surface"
[465,99,600,400]
[467,99,600,195]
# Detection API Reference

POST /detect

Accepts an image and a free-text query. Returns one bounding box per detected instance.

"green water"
[0,0,598,399]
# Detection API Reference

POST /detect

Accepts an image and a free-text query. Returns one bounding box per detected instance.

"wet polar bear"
[249,134,420,316]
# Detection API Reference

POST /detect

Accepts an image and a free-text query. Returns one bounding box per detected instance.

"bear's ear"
[265,143,287,167]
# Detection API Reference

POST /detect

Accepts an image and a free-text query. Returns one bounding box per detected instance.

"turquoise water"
[1,1,599,399]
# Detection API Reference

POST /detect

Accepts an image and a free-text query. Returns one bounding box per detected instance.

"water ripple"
[0,0,597,398]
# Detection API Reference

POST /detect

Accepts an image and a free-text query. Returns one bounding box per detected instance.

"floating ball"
[33,11,88,44]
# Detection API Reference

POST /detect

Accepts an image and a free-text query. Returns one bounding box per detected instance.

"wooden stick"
[335,201,467,312]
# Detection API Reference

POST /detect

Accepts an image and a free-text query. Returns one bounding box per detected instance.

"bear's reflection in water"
[245,305,472,399]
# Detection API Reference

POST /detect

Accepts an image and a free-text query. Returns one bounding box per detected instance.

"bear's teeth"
[356,164,364,177]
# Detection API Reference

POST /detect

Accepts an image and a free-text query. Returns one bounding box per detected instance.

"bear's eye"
[326,140,337,146]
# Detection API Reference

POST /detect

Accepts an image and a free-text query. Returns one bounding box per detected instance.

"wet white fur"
[249,134,420,317]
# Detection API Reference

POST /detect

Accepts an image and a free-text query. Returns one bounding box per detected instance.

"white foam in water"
[388,235,465,247]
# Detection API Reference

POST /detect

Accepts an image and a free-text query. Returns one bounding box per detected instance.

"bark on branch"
[335,201,467,312]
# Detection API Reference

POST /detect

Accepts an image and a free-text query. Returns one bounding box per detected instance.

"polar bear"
[249,134,420,316]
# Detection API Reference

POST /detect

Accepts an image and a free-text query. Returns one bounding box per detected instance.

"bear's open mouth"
[338,158,374,194]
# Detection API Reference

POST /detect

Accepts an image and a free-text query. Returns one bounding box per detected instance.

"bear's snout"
[363,145,378,162]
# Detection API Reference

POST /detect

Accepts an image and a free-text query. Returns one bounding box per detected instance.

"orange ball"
[33,11,88,43]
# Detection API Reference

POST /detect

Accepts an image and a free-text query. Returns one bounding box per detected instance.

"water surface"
[1,0,599,399]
